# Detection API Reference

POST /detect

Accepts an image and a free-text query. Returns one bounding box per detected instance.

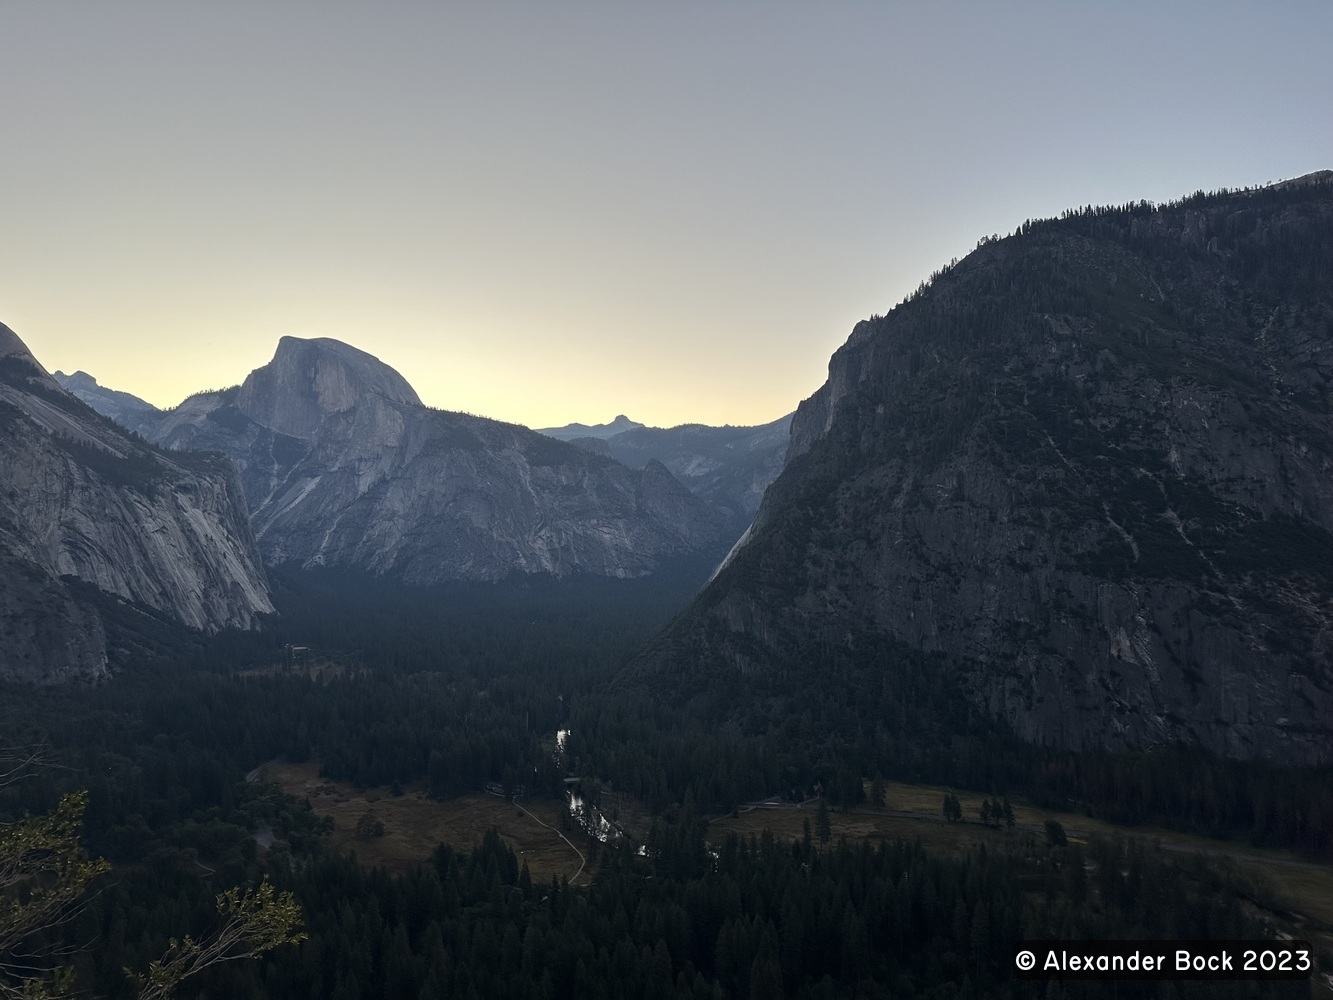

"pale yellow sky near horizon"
[2,2,1329,430]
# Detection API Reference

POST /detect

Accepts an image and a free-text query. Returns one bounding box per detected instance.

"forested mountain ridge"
[631,173,1333,766]
[130,336,728,582]
[0,324,272,682]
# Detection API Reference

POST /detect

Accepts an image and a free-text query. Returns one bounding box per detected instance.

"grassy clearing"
[262,762,1332,964]
[866,781,1333,873]
[261,761,584,883]
[713,780,1333,962]
[714,798,1024,857]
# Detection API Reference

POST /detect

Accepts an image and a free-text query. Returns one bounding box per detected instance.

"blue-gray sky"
[2,2,1329,429]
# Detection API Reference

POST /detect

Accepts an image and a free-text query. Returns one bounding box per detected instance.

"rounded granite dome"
[234,336,422,439]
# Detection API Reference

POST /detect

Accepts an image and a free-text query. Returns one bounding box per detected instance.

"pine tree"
[870,777,887,808]
[942,792,962,823]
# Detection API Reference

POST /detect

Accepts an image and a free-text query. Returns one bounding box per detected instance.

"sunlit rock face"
[0,324,272,682]
[634,175,1333,765]
[135,337,726,582]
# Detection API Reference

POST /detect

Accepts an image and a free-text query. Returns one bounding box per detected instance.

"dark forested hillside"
[632,173,1333,767]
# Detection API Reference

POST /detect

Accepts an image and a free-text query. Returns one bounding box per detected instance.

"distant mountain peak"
[268,336,422,407]
[235,336,422,439]
[537,414,646,441]
[53,369,99,389]
[52,370,159,427]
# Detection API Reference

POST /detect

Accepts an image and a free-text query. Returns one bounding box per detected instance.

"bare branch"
[0,746,54,792]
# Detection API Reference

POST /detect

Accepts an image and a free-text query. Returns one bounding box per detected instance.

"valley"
[257,756,1333,949]
[4,174,1333,999]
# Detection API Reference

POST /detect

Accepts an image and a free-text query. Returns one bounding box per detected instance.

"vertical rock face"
[232,336,422,441]
[0,324,272,682]
[635,174,1333,765]
[136,337,726,582]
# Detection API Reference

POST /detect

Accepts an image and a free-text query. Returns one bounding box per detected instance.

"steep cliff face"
[0,324,272,682]
[636,175,1333,765]
[139,337,725,582]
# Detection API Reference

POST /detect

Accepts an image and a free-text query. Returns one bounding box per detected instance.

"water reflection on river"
[566,791,617,843]
[556,729,645,854]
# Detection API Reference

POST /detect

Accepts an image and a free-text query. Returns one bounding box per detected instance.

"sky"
[2,2,1330,430]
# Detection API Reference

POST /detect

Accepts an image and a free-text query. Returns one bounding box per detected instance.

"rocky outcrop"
[0,324,272,681]
[634,175,1333,766]
[136,338,726,582]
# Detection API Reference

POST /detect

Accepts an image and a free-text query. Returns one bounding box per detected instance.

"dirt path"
[514,798,586,885]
